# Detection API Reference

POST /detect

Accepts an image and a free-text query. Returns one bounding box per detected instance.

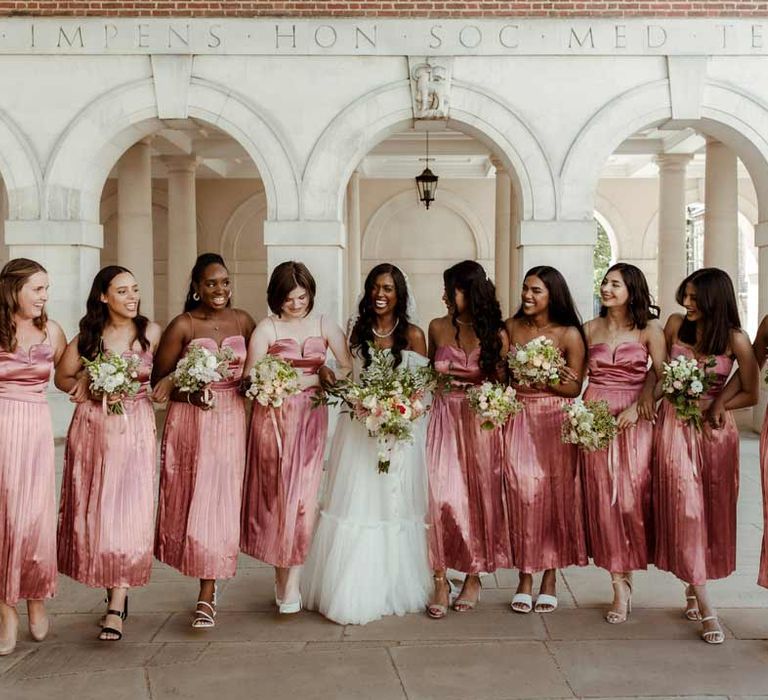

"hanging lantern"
[415,130,438,209]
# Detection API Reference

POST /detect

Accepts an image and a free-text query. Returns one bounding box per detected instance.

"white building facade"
[1,17,767,427]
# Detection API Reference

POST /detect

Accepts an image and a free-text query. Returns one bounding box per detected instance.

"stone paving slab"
[549,640,768,697]
[0,668,149,700]
[718,608,768,640]
[147,646,407,700]
[389,641,573,700]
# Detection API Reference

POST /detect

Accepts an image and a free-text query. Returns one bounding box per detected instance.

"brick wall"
[1,1,767,19]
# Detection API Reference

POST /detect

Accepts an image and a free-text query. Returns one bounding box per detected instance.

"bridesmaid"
[240,261,351,613]
[0,259,66,655]
[153,253,255,628]
[426,260,510,618]
[581,263,665,623]
[505,266,587,614]
[55,266,162,641]
[749,317,768,591]
[654,268,757,644]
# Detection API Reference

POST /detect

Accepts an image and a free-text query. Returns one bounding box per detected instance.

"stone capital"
[161,155,200,174]
[655,153,693,172]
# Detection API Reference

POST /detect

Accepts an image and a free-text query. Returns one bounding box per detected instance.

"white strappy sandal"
[192,585,218,629]
[700,615,725,645]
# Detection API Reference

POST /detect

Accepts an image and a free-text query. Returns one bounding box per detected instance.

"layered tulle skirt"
[426,391,510,574]
[155,384,246,579]
[503,393,587,573]
[0,393,57,604]
[302,414,432,625]
[57,396,156,588]
[240,391,328,567]
[653,401,738,585]
[581,385,653,572]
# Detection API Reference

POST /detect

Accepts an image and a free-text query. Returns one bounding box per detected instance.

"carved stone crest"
[408,57,453,120]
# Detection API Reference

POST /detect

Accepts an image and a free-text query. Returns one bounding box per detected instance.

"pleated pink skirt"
[0,394,57,605]
[653,400,738,585]
[155,384,246,579]
[240,392,328,567]
[581,385,653,572]
[503,393,587,573]
[426,391,510,574]
[57,396,157,588]
[758,409,768,589]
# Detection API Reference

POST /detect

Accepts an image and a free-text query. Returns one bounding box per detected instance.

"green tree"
[593,219,612,301]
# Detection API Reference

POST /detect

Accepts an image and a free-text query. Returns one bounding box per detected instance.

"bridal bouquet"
[322,347,437,473]
[508,336,565,387]
[467,381,522,430]
[172,344,235,409]
[661,354,717,430]
[245,355,302,407]
[561,399,618,452]
[81,351,142,415]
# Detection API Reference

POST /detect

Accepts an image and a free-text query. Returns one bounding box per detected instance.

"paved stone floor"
[2,434,768,700]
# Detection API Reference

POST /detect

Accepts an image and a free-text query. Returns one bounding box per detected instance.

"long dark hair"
[513,265,588,352]
[0,258,48,352]
[599,262,660,329]
[676,267,740,356]
[351,263,411,368]
[444,260,503,379]
[78,265,150,360]
[183,253,231,313]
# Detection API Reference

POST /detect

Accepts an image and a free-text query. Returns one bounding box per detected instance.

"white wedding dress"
[301,349,433,625]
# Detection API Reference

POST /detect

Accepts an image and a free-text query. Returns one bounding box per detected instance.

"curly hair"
[183,253,231,313]
[443,260,503,379]
[599,262,660,329]
[513,265,588,353]
[676,267,740,356]
[0,258,48,352]
[77,266,150,361]
[350,263,411,368]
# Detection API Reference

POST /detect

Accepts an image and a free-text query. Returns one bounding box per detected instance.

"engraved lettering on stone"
[275,24,297,49]
[208,24,222,48]
[459,25,482,49]
[104,23,118,48]
[355,26,376,49]
[647,24,667,48]
[753,24,763,49]
[717,23,733,48]
[137,23,150,49]
[314,25,337,48]
[569,26,594,49]
[168,24,190,49]
[57,25,84,49]
[428,25,443,50]
[498,25,519,49]
[615,24,627,49]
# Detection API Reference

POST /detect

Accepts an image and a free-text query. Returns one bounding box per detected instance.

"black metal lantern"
[415,130,438,209]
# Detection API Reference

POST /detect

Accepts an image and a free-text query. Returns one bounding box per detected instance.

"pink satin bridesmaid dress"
[654,344,738,585]
[582,342,653,572]
[426,346,510,573]
[155,334,247,579]
[57,350,156,588]
[758,408,768,589]
[0,338,57,605]
[504,385,587,573]
[240,333,328,566]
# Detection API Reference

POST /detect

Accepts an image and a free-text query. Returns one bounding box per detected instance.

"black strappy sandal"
[99,596,128,641]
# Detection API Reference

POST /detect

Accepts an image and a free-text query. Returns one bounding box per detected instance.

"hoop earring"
[192,292,200,302]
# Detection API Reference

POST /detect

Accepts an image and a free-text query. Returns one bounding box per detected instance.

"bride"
[301,263,433,624]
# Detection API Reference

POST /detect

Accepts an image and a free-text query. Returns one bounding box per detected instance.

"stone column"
[164,156,199,318]
[517,220,596,320]
[492,158,511,317]
[656,154,692,320]
[508,180,521,315]
[264,221,346,325]
[346,171,361,316]
[117,138,154,317]
[703,138,739,287]
[5,219,103,435]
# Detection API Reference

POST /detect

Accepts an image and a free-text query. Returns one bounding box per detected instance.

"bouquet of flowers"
[508,336,565,387]
[661,354,717,429]
[467,381,522,430]
[561,399,618,452]
[81,351,142,415]
[172,344,235,408]
[322,347,437,473]
[245,355,302,407]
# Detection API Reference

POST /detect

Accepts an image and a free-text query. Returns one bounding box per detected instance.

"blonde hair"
[0,258,48,352]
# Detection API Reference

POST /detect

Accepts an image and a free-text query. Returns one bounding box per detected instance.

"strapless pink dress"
[654,344,738,584]
[758,407,768,588]
[57,351,156,588]
[582,342,653,572]
[0,342,56,604]
[155,336,247,579]
[240,337,328,567]
[426,346,510,573]
[504,384,587,573]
